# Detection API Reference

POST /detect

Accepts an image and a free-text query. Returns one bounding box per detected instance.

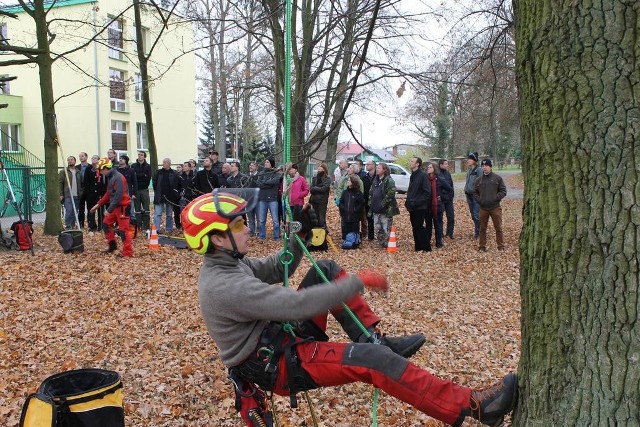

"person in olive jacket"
[473,159,507,251]
[309,162,331,227]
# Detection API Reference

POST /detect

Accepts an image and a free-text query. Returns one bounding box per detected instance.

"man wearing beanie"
[463,152,482,239]
[257,157,281,240]
[473,159,507,251]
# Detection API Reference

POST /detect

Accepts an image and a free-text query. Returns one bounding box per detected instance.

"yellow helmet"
[97,157,113,170]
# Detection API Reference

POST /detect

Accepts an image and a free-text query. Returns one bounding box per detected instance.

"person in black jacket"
[405,157,432,252]
[339,175,365,241]
[152,158,181,233]
[245,161,260,236]
[176,161,196,231]
[425,162,453,249]
[192,157,220,197]
[438,159,455,239]
[83,155,101,232]
[179,161,196,204]
[131,151,153,231]
[208,149,224,176]
[362,160,376,240]
[309,162,331,227]
[257,157,281,240]
[225,161,246,188]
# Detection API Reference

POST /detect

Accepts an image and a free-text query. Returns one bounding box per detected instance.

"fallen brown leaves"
[0,199,522,426]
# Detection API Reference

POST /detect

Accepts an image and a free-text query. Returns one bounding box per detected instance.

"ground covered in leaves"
[0,199,522,426]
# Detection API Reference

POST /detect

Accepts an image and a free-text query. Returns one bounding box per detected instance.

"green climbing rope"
[279,0,379,423]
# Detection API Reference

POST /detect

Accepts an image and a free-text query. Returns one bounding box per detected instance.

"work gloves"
[357,270,389,293]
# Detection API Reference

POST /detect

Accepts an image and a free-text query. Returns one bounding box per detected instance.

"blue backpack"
[342,232,360,249]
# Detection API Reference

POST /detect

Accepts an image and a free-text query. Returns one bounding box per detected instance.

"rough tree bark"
[33,2,63,234]
[133,0,158,171]
[515,1,639,425]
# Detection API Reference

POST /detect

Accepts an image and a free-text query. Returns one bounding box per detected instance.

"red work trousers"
[103,207,133,257]
[271,260,471,425]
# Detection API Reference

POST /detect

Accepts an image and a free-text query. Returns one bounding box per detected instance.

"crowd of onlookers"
[58,148,506,252]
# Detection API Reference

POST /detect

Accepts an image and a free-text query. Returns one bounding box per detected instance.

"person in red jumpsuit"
[90,158,134,257]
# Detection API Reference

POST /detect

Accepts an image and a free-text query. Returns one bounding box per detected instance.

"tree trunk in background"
[241,16,254,156]
[32,2,63,234]
[133,0,158,171]
[216,0,228,157]
[515,1,639,425]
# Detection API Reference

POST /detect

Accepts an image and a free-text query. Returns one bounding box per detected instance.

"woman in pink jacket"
[283,163,310,222]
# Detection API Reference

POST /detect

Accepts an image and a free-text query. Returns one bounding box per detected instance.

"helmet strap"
[222,229,244,259]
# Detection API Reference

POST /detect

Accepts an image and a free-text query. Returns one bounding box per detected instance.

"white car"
[345,160,411,193]
[387,163,410,193]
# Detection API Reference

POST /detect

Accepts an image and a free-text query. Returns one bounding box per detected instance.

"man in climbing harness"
[182,190,517,427]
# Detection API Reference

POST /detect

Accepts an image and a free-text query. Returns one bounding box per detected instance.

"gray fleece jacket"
[198,240,365,367]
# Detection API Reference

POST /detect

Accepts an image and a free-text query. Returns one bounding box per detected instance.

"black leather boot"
[104,240,118,253]
[358,328,426,359]
[454,373,518,427]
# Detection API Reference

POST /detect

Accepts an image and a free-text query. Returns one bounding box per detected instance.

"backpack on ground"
[19,369,124,427]
[308,227,328,251]
[341,231,360,250]
[1,226,17,250]
[11,221,33,251]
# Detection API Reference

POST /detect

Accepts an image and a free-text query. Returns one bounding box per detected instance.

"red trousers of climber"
[103,207,134,257]
[268,260,472,425]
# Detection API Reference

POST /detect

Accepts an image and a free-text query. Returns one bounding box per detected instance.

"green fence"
[0,166,46,221]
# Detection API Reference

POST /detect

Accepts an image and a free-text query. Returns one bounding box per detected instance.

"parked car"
[387,163,410,193]
[346,160,410,193]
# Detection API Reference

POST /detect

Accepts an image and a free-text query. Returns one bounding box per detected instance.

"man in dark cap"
[208,149,224,176]
[473,159,507,251]
[463,152,481,239]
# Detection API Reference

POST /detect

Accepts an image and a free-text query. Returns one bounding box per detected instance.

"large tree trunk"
[515,1,640,425]
[33,2,63,234]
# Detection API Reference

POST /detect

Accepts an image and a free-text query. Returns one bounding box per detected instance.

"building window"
[109,68,126,112]
[136,123,148,150]
[134,73,143,102]
[108,17,124,60]
[0,123,20,152]
[132,26,148,54]
[111,120,128,151]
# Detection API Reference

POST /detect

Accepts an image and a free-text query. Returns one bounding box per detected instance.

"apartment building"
[0,0,196,166]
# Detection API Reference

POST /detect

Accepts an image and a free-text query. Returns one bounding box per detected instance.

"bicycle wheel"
[31,195,46,213]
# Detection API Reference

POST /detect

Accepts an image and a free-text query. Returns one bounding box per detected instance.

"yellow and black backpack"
[19,369,124,427]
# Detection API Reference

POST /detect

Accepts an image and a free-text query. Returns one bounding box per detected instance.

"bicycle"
[30,189,46,213]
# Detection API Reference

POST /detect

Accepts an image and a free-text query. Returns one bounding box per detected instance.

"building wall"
[0,0,196,167]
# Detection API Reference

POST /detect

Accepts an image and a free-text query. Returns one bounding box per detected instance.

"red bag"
[11,221,33,250]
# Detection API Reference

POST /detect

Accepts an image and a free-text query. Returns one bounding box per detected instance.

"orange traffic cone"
[387,226,397,253]
[148,224,160,250]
